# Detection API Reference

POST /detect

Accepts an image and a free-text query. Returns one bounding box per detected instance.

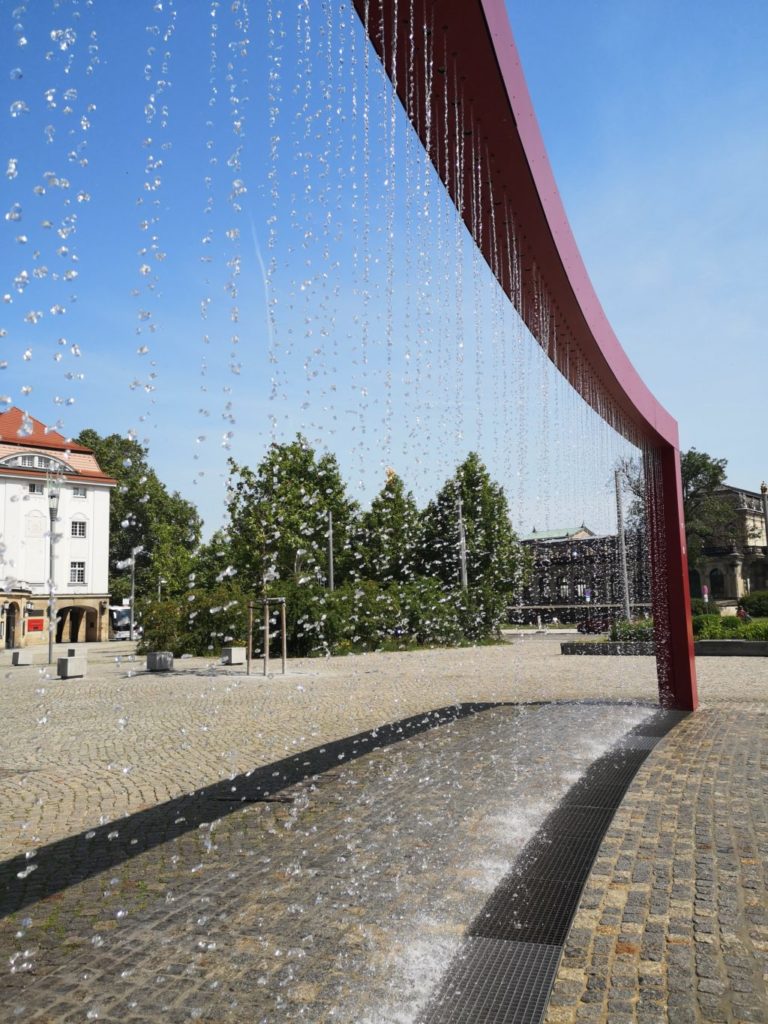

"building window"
[72,485,87,498]
[71,520,87,538]
[37,456,51,469]
[69,561,86,584]
[28,482,44,494]
[21,454,35,467]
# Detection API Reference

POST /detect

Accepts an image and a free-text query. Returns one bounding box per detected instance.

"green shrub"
[139,585,251,657]
[139,574,510,659]
[740,590,768,618]
[137,598,187,655]
[718,615,743,633]
[399,577,464,646]
[690,598,719,617]
[456,584,507,642]
[742,619,768,641]
[610,618,654,642]
[691,614,724,638]
[692,615,768,641]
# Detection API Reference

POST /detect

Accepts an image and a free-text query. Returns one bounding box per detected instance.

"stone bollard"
[11,650,34,666]
[221,646,246,666]
[57,656,86,679]
[147,651,174,672]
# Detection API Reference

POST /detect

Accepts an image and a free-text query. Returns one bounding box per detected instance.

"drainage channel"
[419,708,689,1024]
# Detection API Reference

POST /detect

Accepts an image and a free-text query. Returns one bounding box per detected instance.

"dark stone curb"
[694,639,768,656]
[561,640,768,657]
[560,642,655,656]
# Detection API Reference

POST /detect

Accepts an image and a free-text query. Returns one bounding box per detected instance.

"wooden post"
[263,600,270,676]
[280,599,287,675]
[246,601,253,676]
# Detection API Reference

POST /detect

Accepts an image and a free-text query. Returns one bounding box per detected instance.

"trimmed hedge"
[610,619,654,642]
[690,598,720,617]
[740,590,768,618]
[691,615,768,640]
[138,575,508,658]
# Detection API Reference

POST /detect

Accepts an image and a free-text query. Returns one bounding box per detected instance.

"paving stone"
[545,704,768,1024]
[2,643,768,1023]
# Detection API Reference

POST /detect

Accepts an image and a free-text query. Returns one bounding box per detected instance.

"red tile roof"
[0,407,93,453]
[0,408,116,484]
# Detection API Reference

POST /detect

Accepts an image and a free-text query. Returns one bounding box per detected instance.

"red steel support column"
[650,444,698,710]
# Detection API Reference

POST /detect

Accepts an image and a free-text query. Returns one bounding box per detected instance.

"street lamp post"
[457,496,468,591]
[614,469,632,621]
[158,576,166,601]
[129,545,143,641]
[47,485,60,665]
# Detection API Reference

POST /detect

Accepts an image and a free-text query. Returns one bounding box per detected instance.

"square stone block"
[147,651,174,672]
[11,650,34,666]
[221,646,246,665]
[57,656,86,679]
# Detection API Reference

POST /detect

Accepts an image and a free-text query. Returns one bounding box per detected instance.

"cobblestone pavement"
[0,635,662,860]
[3,635,763,862]
[0,702,651,1023]
[1,638,767,1022]
[544,704,768,1024]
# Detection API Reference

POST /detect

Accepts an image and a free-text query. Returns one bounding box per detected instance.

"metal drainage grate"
[470,877,586,946]
[618,735,659,750]
[629,710,688,736]
[419,938,562,1024]
[420,709,689,1023]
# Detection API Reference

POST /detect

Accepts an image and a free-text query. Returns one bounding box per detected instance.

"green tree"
[226,435,358,590]
[356,469,421,583]
[192,529,236,592]
[681,448,735,566]
[76,429,202,601]
[419,452,524,594]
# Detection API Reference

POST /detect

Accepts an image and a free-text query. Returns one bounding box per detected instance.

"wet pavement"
[0,702,651,1023]
[1,638,767,1022]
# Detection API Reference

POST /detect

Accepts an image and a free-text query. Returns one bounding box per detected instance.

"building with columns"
[0,408,115,648]
[513,524,650,625]
[689,484,768,603]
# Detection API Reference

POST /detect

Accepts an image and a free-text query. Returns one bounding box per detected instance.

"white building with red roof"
[0,408,115,648]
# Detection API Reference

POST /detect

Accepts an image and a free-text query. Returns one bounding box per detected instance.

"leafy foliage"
[740,590,768,618]
[609,618,654,642]
[680,449,735,565]
[419,452,525,594]
[138,584,249,656]
[355,470,421,583]
[132,439,525,656]
[692,614,768,640]
[77,429,202,602]
[689,597,720,617]
[226,436,358,591]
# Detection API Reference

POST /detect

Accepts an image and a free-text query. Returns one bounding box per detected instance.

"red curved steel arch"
[353,0,697,709]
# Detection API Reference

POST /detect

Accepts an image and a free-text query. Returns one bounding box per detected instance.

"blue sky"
[2,0,765,540]
[510,0,768,491]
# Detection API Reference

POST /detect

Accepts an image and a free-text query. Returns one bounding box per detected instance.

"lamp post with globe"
[47,485,60,665]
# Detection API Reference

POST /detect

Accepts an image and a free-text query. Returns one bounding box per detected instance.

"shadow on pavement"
[1,701,505,919]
